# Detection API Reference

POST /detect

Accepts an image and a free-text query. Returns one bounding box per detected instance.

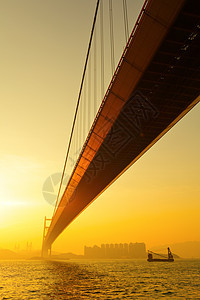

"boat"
[147,247,174,262]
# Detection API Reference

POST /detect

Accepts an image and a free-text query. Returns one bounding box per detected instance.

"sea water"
[0,259,199,299]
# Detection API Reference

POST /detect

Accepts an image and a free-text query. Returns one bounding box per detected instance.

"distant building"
[123,243,129,257]
[129,242,146,258]
[101,244,106,258]
[84,245,102,258]
[84,242,146,259]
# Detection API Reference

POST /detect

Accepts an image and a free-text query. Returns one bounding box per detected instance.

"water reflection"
[0,259,199,299]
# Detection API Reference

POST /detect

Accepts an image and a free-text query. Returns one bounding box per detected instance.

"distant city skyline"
[84,242,146,259]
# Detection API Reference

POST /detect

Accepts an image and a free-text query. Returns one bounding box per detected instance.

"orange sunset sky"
[0,0,199,254]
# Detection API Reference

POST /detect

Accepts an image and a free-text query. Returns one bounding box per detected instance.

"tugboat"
[147,247,174,262]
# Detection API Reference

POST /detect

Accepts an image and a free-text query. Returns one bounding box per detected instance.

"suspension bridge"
[42,0,200,256]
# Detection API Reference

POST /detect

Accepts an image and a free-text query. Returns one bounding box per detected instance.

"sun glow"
[0,200,27,207]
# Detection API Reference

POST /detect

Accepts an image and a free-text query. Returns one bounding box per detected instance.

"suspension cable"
[100,0,104,100]
[83,73,86,143]
[94,27,97,116]
[76,106,80,160]
[109,0,115,74]
[82,88,84,145]
[52,0,100,217]
[122,0,129,43]
[88,55,91,131]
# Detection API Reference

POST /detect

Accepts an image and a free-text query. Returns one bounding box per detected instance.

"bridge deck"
[43,0,200,251]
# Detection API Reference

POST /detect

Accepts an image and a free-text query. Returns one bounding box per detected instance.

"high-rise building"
[84,242,147,259]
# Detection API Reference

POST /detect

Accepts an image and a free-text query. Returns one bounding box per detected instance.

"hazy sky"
[0,0,199,254]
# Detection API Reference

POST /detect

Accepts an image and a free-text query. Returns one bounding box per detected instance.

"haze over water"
[0,259,200,299]
[0,0,200,298]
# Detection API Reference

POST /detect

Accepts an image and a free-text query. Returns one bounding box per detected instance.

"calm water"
[0,259,200,299]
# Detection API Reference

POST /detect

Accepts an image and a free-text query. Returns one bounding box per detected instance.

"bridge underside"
[43,0,200,252]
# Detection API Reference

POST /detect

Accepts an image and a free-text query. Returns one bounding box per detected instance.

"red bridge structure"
[42,0,200,256]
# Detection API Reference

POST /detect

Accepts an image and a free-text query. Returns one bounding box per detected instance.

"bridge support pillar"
[41,216,52,258]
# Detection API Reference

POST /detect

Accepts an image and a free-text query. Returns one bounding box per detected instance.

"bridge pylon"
[41,216,52,257]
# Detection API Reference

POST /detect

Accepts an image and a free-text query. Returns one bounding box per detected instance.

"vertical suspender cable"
[83,74,86,142]
[100,0,104,100]
[109,0,115,74]
[76,108,80,161]
[88,55,91,131]
[122,0,129,43]
[74,114,77,162]
[82,88,85,145]
[78,102,81,154]
[81,72,88,146]
[72,122,75,167]
[52,0,100,217]
[94,28,97,117]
